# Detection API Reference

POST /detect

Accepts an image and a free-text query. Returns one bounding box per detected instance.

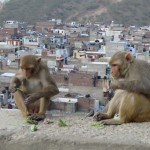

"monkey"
[93,51,150,125]
[109,51,150,97]
[9,55,59,121]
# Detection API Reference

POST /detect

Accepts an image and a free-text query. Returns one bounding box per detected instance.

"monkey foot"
[29,114,46,121]
[93,112,108,121]
[100,119,123,125]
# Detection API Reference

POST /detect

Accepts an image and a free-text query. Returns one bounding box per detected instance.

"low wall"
[0,109,150,150]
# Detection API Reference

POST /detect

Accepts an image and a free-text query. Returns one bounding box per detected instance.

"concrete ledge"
[0,109,150,150]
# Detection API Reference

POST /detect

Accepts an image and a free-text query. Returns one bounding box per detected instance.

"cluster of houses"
[0,19,150,113]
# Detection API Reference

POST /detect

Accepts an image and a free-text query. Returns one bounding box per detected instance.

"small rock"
[43,118,54,124]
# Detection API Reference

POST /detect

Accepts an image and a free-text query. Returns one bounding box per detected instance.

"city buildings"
[0,19,150,112]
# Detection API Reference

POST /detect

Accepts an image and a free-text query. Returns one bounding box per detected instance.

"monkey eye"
[25,68,32,71]
[111,64,118,67]
[20,67,31,71]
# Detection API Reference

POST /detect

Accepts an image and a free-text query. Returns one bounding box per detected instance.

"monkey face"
[20,55,41,79]
[110,63,121,79]
[21,67,34,79]
[20,61,35,79]
[109,51,132,79]
[109,58,122,79]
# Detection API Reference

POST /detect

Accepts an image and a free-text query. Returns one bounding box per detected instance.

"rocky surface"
[0,109,150,150]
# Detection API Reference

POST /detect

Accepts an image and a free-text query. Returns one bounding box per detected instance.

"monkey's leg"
[130,94,150,122]
[100,91,130,125]
[93,90,123,121]
[14,91,30,117]
[30,97,50,121]
[93,112,107,121]
[99,107,125,125]
[100,118,123,125]
[93,102,110,120]
[103,101,110,112]
[93,102,116,121]
[93,103,117,121]
[100,92,150,125]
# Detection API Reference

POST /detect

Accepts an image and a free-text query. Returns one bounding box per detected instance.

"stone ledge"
[0,109,150,150]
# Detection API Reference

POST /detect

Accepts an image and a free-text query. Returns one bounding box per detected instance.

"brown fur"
[110,51,150,97]
[94,51,150,125]
[9,55,59,121]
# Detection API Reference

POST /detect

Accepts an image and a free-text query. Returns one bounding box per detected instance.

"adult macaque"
[94,51,150,125]
[9,55,59,121]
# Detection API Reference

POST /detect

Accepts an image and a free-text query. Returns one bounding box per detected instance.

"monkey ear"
[125,52,133,62]
[36,57,41,63]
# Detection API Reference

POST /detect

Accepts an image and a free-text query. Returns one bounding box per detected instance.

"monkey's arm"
[9,77,20,93]
[24,70,59,104]
[24,84,59,105]
[112,79,150,96]
[9,71,24,93]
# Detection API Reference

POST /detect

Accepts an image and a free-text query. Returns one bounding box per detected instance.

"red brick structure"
[77,97,94,112]
[52,71,101,87]
[4,28,17,36]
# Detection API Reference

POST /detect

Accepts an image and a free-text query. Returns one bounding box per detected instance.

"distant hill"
[0,0,10,3]
[0,0,150,26]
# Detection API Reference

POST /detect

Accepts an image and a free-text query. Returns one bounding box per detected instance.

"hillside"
[0,0,9,3]
[0,0,149,26]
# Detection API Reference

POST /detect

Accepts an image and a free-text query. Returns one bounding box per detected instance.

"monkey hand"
[9,78,21,93]
[24,95,38,105]
[93,112,108,121]
[9,83,18,93]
